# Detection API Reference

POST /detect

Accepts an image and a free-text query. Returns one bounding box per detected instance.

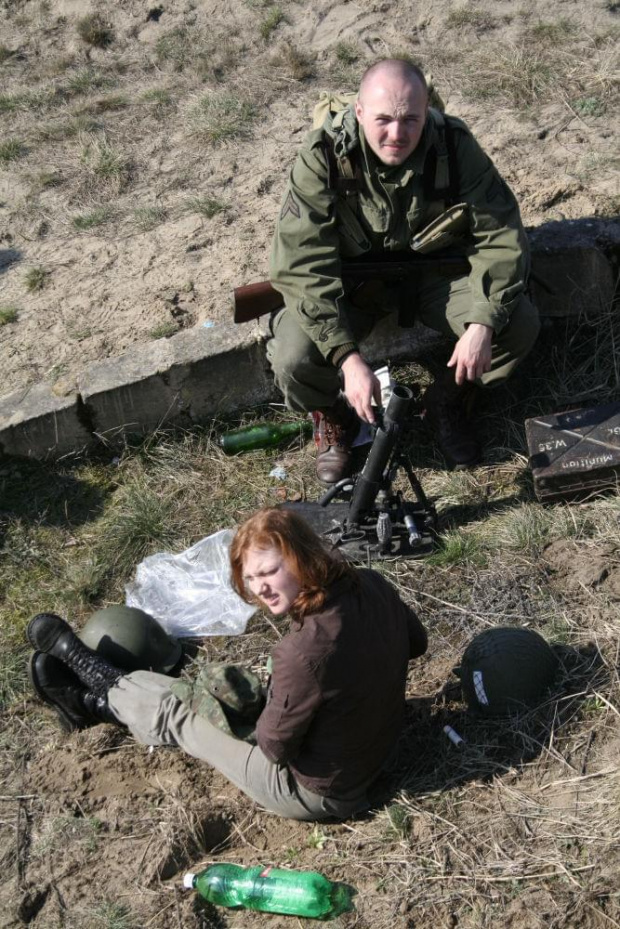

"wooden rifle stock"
[232,254,470,324]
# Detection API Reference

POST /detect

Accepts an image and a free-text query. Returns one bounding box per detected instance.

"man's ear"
[354,99,363,123]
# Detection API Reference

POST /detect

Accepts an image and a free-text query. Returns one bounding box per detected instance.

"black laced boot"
[28,652,121,732]
[27,613,123,697]
[421,370,481,470]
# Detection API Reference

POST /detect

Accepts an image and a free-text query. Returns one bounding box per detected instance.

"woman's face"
[242,546,302,616]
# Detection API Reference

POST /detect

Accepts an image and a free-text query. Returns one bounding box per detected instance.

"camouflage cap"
[170,662,265,743]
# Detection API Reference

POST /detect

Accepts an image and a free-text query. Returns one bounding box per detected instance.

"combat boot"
[28,652,120,732]
[422,371,481,470]
[313,397,360,484]
[27,612,123,696]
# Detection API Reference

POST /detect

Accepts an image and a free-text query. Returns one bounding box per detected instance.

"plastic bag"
[125,529,256,638]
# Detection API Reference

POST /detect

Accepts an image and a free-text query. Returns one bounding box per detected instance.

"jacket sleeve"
[269,133,357,362]
[255,643,323,765]
[452,120,530,332]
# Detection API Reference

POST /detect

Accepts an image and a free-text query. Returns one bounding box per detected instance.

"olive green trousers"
[109,671,370,821]
[266,273,540,412]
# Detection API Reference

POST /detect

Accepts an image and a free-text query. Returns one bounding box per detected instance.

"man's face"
[242,546,302,617]
[355,73,428,166]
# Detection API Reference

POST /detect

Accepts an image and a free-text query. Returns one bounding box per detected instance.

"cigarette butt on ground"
[443,725,465,748]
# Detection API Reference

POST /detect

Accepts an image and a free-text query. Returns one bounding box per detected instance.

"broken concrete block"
[0,383,91,459]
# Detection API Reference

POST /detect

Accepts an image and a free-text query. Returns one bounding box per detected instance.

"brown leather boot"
[422,371,481,470]
[313,399,359,485]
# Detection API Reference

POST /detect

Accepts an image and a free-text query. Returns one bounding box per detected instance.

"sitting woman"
[27,507,427,821]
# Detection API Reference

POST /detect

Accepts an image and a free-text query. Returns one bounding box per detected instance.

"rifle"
[233,252,470,324]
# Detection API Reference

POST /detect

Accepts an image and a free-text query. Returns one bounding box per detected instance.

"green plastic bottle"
[219,420,313,454]
[183,863,353,919]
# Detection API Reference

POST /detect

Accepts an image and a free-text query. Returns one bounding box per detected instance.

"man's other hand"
[341,353,381,423]
[448,323,493,385]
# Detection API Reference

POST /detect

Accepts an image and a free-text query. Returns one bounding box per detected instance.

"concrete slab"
[529,217,620,317]
[77,338,186,439]
[0,382,91,459]
[166,325,278,421]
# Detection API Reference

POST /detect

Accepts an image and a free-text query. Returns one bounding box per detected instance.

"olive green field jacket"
[269,107,531,363]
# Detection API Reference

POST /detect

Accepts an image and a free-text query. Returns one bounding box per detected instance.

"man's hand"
[448,323,493,385]
[340,353,381,424]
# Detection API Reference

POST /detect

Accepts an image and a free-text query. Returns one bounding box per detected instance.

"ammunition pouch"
[410,203,470,255]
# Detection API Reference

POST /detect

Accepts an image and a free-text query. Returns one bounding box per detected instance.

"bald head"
[355,59,429,166]
[358,59,428,105]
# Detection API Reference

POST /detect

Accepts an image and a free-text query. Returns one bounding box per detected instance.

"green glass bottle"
[183,863,353,919]
[219,420,312,454]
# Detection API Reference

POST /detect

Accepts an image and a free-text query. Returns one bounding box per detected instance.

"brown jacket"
[255,568,427,798]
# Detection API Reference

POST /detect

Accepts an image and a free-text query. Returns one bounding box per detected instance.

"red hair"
[230,507,356,617]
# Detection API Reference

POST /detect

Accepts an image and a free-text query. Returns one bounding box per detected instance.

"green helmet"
[80,606,182,674]
[459,627,558,716]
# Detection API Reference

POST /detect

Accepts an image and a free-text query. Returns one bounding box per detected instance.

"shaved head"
[358,59,428,105]
[355,59,429,165]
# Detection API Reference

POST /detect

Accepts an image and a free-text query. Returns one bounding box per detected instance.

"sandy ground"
[0,0,618,397]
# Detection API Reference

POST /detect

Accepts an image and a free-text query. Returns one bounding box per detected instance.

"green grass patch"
[260,6,285,40]
[0,139,26,164]
[191,92,257,143]
[72,207,114,230]
[334,41,359,65]
[81,138,131,190]
[38,115,100,142]
[186,195,226,218]
[141,87,174,117]
[24,267,49,292]
[134,206,167,231]
[463,45,558,107]
[89,901,138,929]
[149,321,178,339]
[74,94,130,115]
[527,18,577,42]
[445,7,497,30]
[0,307,19,326]
[155,27,191,70]
[77,13,114,49]
[428,529,488,567]
[64,69,115,96]
[572,96,606,117]
[0,93,21,113]
[271,42,315,80]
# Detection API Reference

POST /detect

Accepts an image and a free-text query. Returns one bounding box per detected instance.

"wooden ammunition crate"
[525,402,620,502]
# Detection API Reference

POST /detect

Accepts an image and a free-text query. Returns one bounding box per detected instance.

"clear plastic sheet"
[125,529,256,638]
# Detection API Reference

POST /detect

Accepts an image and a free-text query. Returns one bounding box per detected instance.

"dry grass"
[3,383,620,924]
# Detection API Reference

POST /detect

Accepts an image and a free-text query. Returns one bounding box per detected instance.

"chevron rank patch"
[280,190,301,220]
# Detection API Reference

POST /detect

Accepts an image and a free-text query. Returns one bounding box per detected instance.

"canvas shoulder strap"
[422,109,460,205]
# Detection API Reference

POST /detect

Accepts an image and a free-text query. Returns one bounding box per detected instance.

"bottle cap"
[183,873,196,889]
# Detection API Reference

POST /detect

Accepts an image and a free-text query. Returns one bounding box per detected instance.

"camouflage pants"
[266,272,540,412]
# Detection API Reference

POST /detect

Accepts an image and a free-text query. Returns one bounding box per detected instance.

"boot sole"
[27,652,85,733]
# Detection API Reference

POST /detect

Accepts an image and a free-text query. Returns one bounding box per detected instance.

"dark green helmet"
[80,606,182,674]
[459,626,558,716]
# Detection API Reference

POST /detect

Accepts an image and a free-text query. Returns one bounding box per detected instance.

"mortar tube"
[346,385,413,527]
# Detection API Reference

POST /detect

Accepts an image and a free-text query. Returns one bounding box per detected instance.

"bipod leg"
[402,458,437,531]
